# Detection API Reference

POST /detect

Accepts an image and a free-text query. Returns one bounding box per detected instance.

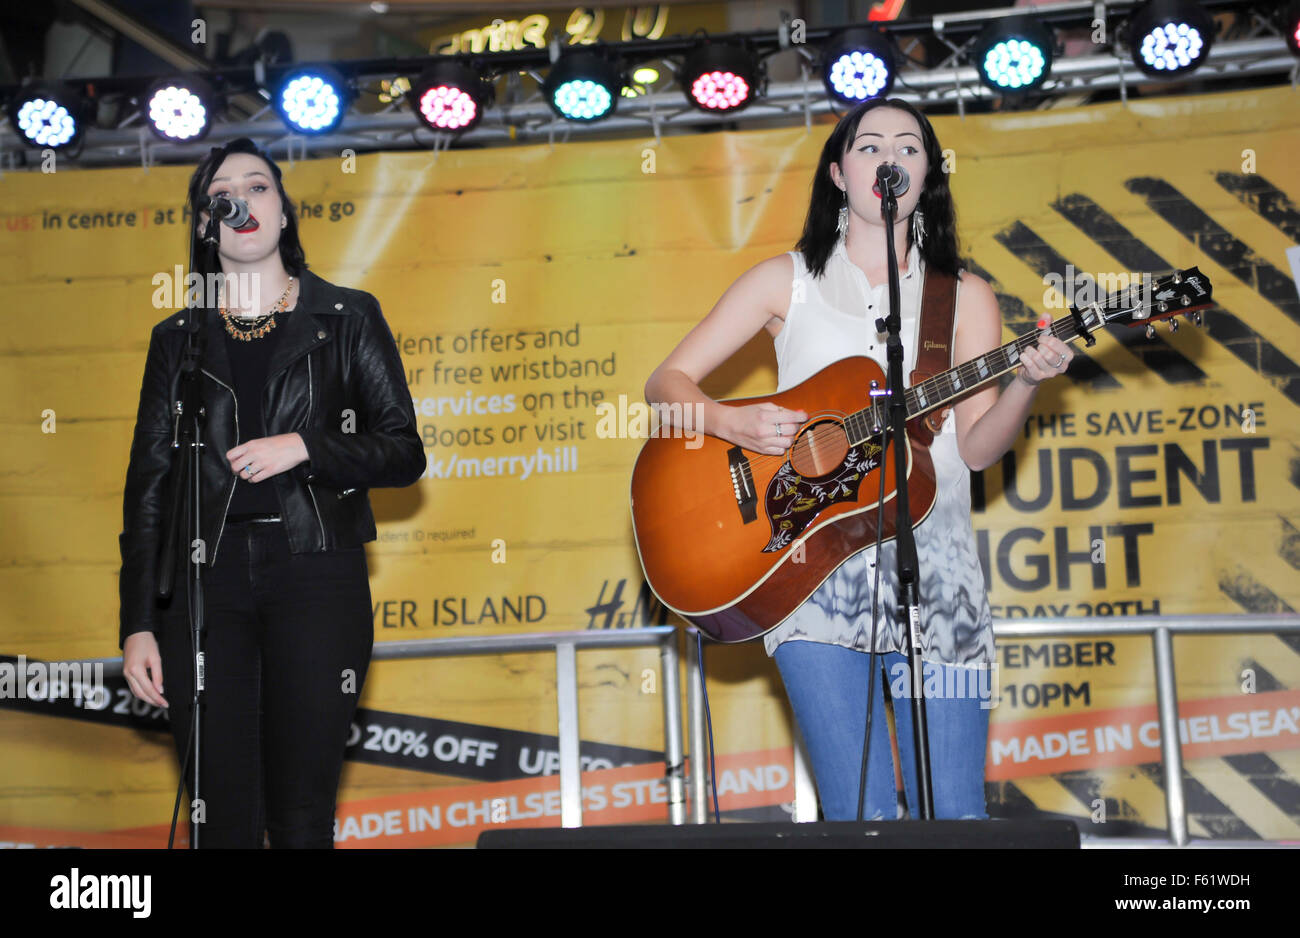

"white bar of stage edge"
[1152,627,1188,847]
[685,632,708,824]
[658,636,687,825]
[555,642,581,828]
[792,727,818,822]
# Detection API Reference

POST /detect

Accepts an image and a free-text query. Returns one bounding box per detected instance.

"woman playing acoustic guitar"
[644,98,1074,821]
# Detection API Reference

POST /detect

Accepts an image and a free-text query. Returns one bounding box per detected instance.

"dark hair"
[796,98,959,279]
[185,137,307,279]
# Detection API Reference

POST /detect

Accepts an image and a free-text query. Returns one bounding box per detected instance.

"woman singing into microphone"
[118,137,425,847]
[645,99,1074,821]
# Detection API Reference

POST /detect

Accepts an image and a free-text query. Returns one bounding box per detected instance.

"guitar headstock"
[1076,267,1214,332]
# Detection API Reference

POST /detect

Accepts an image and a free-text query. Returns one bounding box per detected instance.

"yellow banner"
[1,85,1297,844]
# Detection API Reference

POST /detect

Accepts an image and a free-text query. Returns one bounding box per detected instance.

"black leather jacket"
[118,268,425,648]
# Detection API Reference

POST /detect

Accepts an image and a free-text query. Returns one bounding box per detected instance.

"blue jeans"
[774,640,990,821]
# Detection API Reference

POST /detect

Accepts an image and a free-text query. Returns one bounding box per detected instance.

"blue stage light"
[545,51,622,122]
[971,15,1054,95]
[1128,0,1214,77]
[8,85,82,149]
[144,77,213,142]
[554,78,612,120]
[275,67,348,134]
[821,27,895,104]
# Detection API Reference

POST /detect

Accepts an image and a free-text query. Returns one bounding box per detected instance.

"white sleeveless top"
[762,241,996,668]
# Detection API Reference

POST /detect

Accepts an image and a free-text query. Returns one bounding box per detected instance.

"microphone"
[206,195,251,229]
[875,162,910,197]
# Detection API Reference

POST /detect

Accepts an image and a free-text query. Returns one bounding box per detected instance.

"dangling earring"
[836,191,848,240]
[911,207,926,253]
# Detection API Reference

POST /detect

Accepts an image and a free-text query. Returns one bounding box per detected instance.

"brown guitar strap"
[910,266,958,434]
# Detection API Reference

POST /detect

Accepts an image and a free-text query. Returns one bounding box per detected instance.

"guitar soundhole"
[789,419,849,479]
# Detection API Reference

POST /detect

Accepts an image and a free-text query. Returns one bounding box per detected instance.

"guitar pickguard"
[762,442,882,552]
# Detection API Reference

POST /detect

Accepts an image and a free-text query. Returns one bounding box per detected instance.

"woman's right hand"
[721,402,809,455]
[123,631,168,709]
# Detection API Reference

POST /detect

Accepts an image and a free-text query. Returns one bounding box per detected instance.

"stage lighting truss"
[7,83,83,149]
[970,15,1055,94]
[4,1,1294,164]
[1127,0,1215,76]
[411,61,490,132]
[544,50,623,122]
[680,41,761,113]
[821,26,896,104]
[274,66,349,134]
[143,76,214,142]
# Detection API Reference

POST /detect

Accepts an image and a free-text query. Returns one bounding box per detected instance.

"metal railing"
[84,627,688,831]
[70,613,1300,843]
[366,629,686,828]
[989,614,1300,846]
[707,614,1300,845]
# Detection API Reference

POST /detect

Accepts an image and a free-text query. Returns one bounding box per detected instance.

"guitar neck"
[844,311,1091,445]
[840,266,1213,446]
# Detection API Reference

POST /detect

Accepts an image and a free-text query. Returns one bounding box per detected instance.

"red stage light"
[690,70,751,110]
[410,61,489,133]
[418,85,478,130]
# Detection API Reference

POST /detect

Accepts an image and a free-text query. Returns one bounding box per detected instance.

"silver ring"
[243,464,255,476]
[775,423,783,437]
[1055,353,1067,367]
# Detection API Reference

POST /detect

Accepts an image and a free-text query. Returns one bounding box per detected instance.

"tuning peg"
[1145,324,1155,339]
[1168,319,1179,334]
[1192,311,1202,326]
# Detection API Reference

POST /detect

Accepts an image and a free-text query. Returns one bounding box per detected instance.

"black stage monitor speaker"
[477,819,1080,849]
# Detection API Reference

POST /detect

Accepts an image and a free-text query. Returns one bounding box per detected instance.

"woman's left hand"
[1016,313,1075,387]
[227,433,309,483]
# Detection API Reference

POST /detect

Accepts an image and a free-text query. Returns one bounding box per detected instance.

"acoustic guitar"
[630,268,1214,642]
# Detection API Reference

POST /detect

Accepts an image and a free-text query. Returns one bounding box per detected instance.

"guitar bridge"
[728,446,757,524]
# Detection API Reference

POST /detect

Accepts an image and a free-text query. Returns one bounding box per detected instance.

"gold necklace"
[221,277,295,341]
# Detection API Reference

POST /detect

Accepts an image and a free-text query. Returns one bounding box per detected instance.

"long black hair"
[796,98,959,279]
[185,137,307,281]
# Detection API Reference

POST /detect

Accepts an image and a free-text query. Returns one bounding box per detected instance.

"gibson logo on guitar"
[630,268,1214,643]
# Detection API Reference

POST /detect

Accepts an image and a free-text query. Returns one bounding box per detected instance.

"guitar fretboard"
[842,313,1091,445]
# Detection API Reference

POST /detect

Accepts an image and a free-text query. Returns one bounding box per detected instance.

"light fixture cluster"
[4,2,1285,150]
[540,41,763,123]
[956,0,1226,95]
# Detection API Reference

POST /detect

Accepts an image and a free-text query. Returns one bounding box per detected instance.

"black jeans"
[158,519,373,848]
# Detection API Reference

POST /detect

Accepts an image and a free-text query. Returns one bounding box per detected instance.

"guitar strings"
[707,281,1190,490]
[690,318,1082,501]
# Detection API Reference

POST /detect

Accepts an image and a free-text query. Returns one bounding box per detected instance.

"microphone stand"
[875,164,934,821]
[156,211,222,849]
